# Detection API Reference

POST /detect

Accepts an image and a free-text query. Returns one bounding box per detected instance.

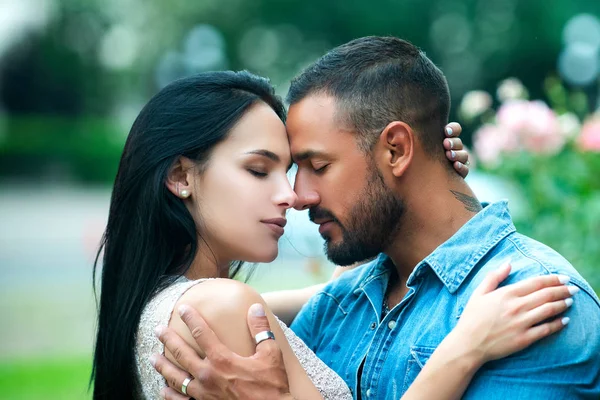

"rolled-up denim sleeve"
[290,294,319,351]
[463,287,600,399]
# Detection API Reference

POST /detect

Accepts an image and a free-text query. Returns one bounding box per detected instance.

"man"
[155,37,600,398]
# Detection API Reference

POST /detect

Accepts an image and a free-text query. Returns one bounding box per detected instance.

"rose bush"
[460,78,600,293]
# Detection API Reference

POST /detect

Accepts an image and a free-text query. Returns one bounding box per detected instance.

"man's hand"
[151,303,291,399]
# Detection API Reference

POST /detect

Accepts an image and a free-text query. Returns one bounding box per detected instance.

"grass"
[0,356,92,400]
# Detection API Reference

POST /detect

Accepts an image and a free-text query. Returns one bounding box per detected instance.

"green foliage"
[0,356,92,400]
[0,116,124,183]
[496,149,600,292]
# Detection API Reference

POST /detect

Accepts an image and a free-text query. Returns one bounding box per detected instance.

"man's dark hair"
[287,36,450,161]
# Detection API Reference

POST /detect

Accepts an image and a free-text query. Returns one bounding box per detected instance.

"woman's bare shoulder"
[167,278,264,359]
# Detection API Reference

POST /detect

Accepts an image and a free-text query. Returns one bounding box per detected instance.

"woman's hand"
[444,122,470,178]
[450,262,576,365]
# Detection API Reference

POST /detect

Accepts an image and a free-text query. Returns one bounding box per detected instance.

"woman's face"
[193,102,296,265]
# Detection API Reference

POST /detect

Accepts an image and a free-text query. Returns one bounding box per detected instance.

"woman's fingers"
[523,298,573,328]
[446,149,469,164]
[453,161,469,178]
[506,274,571,297]
[519,284,578,311]
[444,137,464,151]
[445,122,462,138]
[151,353,200,397]
[522,315,569,346]
[472,262,512,297]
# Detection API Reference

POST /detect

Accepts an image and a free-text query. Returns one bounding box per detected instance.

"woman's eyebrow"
[245,149,292,170]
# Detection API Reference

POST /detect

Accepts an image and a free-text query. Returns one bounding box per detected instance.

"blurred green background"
[0,0,599,398]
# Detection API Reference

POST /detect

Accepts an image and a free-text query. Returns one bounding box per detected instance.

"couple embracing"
[92,36,600,400]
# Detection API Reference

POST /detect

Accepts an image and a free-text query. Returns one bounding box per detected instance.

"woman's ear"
[166,157,196,199]
[378,121,414,177]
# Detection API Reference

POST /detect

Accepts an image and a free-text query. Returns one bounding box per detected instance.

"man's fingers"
[151,353,200,398]
[247,303,280,357]
[247,303,272,337]
[160,387,191,400]
[156,324,209,375]
[177,304,231,360]
[507,274,571,297]
[472,262,512,297]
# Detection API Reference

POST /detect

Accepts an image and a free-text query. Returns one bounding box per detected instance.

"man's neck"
[385,177,482,282]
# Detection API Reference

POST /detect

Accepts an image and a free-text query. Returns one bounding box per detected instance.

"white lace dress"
[134,278,352,399]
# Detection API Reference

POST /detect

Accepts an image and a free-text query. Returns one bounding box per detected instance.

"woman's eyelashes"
[248,168,268,178]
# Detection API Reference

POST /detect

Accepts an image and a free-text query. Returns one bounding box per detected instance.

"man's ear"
[378,121,414,177]
[165,157,196,199]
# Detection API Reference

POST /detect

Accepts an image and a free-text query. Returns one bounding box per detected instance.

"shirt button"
[388,320,397,329]
[370,322,377,330]
[366,389,372,397]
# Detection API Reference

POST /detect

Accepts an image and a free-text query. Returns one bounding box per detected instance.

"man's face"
[286,94,405,265]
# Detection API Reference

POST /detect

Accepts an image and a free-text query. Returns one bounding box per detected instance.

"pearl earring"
[180,189,190,198]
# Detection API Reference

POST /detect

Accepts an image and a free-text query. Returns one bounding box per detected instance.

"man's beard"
[310,164,405,266]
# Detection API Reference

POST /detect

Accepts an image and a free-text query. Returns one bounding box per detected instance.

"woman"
[92,71,573,399]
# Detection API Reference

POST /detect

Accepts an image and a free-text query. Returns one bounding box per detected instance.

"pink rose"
[473,124,518,167]
[497,100,564,154]
[579,115,600,152]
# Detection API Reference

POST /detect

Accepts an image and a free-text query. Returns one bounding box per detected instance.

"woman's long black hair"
[91,71,286,399]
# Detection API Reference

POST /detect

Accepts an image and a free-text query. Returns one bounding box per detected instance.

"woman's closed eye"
[248,168,268,178]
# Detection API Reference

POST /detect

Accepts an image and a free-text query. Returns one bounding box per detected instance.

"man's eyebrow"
[246,149,293,170]
[292,150,328,162]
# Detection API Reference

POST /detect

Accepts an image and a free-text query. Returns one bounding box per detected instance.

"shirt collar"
[368,200,516,294]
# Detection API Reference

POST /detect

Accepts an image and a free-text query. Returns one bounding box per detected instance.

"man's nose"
[293,178,320,210]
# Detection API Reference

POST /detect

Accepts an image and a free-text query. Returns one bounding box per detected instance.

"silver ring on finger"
[182,376,193,396]
[254,330,275,346]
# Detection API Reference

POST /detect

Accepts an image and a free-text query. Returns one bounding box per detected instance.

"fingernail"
[154,325,166,338]
[456,162,462,169]
[178,304,190,317]
[249,303,266,317]
[446,126,453,136]
[565,298,573,307]
[450,150,456,160]
[557,275,570,284]
[160,388,167,399]
[561,317,570,326]
[568,286,580,295]
[149,354,158,367]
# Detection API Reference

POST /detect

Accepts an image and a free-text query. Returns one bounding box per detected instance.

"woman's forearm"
[261,284,325,325]
[401,330,484,400]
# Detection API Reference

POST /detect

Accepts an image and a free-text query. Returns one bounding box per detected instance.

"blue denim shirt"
[291,201,600,399]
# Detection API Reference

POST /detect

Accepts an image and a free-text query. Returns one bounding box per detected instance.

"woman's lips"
[261,218,287,237]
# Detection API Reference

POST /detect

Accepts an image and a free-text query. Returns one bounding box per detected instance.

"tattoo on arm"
[450,190,482,213]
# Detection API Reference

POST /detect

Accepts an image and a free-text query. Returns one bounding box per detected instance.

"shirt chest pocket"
[402,345,436,394]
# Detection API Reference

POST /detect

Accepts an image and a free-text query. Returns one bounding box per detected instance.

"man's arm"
[460,285,600,399]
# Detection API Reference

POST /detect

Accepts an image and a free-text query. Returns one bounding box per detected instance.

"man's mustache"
[309,207,340,225]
